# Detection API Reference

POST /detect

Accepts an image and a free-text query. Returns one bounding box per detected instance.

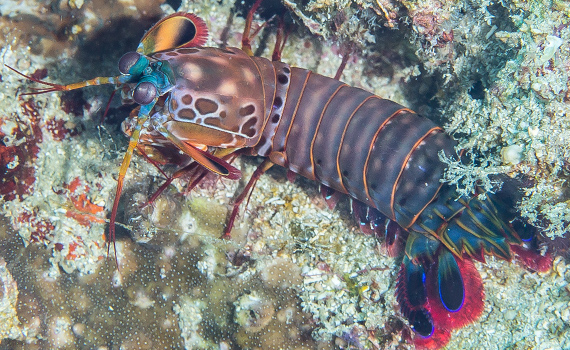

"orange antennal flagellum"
[6,63,126,265]
[106,101,155,267]
[5,64,119,96]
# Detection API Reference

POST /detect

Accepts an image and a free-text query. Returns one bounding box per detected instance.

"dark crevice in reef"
[74,16,161,79]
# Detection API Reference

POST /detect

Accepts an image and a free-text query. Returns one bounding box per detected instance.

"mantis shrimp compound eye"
[118,51,149,76]
[133,81,157,105]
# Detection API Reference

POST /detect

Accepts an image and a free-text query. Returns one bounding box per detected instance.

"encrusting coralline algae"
[0,0,569,349]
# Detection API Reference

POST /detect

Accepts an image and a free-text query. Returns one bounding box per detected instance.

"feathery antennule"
[6,65,67,95]
[5,64,119,96]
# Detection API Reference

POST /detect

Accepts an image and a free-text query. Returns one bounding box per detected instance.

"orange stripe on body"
[335,96,374,194]
[309,84,347,181]
[362,107,414,212]
[248,56,277,147]
[389,126,444,226]
[281,72,311,165]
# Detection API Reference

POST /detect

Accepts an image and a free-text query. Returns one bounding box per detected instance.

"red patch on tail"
[510,244,552,273]
[413,327,451,350]
[425,258,485,330]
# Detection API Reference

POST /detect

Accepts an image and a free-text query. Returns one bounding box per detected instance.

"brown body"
[144,47,457,229]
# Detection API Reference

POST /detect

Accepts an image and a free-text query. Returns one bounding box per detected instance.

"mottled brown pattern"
[166,52,179,57]
[195,98,218,114]
[170,97,178,111]
[181,94,193,105]
[165,46,268,148]
[209,116,241,133]
[178,108,196,120]
[239,104,255,117]
[204,116,223,128]
[241,117,258,138]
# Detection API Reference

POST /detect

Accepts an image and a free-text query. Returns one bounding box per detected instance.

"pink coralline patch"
[61,235,94,262]
[408,1,454,48]
[0,100,43,201]
[412,12,442,35]
[45,118,79,141]
[1,99,81,201]
[65,240,82,261]
[510,244,553,273]
[64,177,105,227]
[17,210,55,243]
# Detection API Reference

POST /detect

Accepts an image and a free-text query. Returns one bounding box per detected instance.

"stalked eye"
[133,81,157,105]
[118,51,150,76]
[118,52,141,75]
